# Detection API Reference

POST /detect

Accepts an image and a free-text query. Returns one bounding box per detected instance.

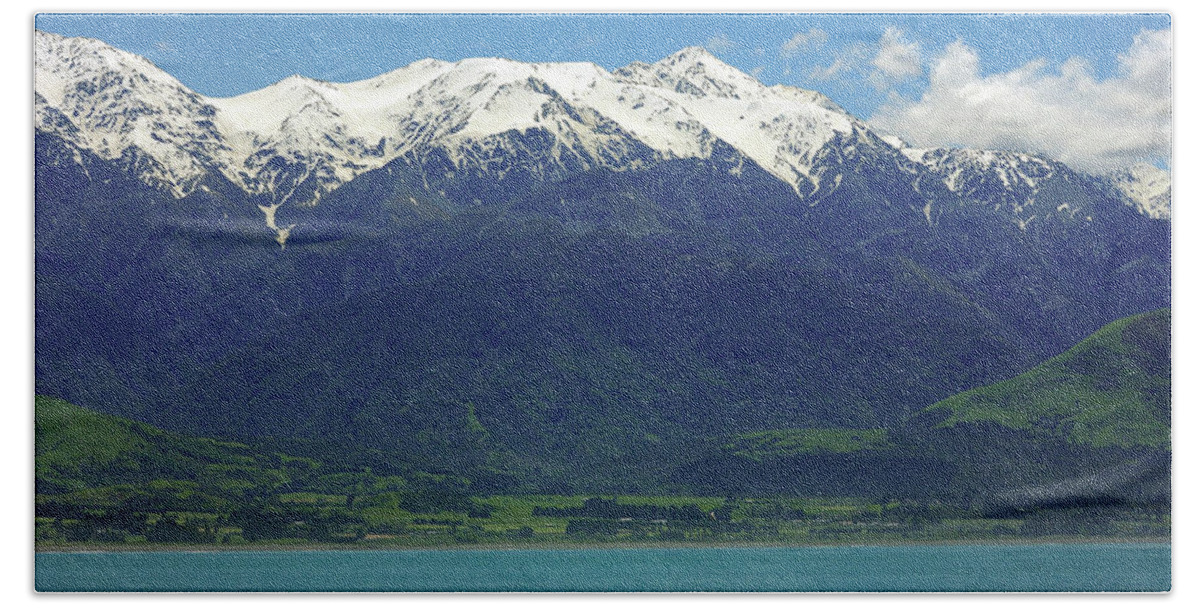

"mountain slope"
[1104,163,1171,219]
[34,32,231,197]
[34,32,1171,494]
[671,309,1170,503]
[904,308,1170,510]
[923,308,1170,449]
[35,395,316,495]
[34,118,1169,492]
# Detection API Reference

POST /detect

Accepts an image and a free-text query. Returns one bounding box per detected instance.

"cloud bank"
[870,27,921,86]
[705,33,736,54]
[869,28,1171,173]
[781,28,827,57]
[809,27,923,89]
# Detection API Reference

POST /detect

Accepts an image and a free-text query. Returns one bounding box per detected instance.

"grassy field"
[35,381,1170,553]
[36,492,1169,551]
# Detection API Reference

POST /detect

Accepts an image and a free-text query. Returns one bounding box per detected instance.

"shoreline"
[36,534,1171,554]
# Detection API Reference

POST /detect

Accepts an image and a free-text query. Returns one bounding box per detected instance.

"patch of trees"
[535,497,723,521]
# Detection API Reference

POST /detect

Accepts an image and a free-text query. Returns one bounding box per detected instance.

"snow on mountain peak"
[667,45,719,62]
[33,32,897,207]
[1106,163,1171,218]
[35,30,230,197]
[37,29,1170,252]
[902,147,1052,185]
[614,46,763,100]
[657,46,741,76]
[900,146,1065,221]
[880,134,908,150]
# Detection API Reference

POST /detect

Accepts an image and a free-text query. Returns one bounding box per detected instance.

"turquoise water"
[36,542,1170,592]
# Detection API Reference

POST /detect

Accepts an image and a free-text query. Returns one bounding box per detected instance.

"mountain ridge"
[35,29,1170,246]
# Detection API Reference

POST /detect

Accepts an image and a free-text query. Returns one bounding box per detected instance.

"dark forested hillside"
[35,122,1170,493]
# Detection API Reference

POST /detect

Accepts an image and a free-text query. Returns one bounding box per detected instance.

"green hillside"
[890,308,1172,504]
[673,309,1170,501]
[924,308,1170,449]
[40,309,1167,505]
[35,395,319,495]
[35,396,482,546]
[721,428,890,460]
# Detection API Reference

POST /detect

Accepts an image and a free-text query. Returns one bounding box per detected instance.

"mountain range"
[36,31,1169,229]
[34,30,1170,496]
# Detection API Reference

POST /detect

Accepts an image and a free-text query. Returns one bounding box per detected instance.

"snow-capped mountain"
[34,32,231,197]
[35,29,1169,247]
[896,146,1085,228]
[34,33,884,203]
[1104,163,1171,219]
[902,148,1058,205]
[34,30,1172,491]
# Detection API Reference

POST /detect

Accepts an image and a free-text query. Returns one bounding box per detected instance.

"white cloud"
[869,27,921,86]
[782,28,828,57]
[705,33,736,54]
[811,27,921,87]
[810,42,869,80]
[869,29,1171,173]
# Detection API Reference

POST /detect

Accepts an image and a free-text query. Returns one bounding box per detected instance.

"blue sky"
[35,13,1171,171]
